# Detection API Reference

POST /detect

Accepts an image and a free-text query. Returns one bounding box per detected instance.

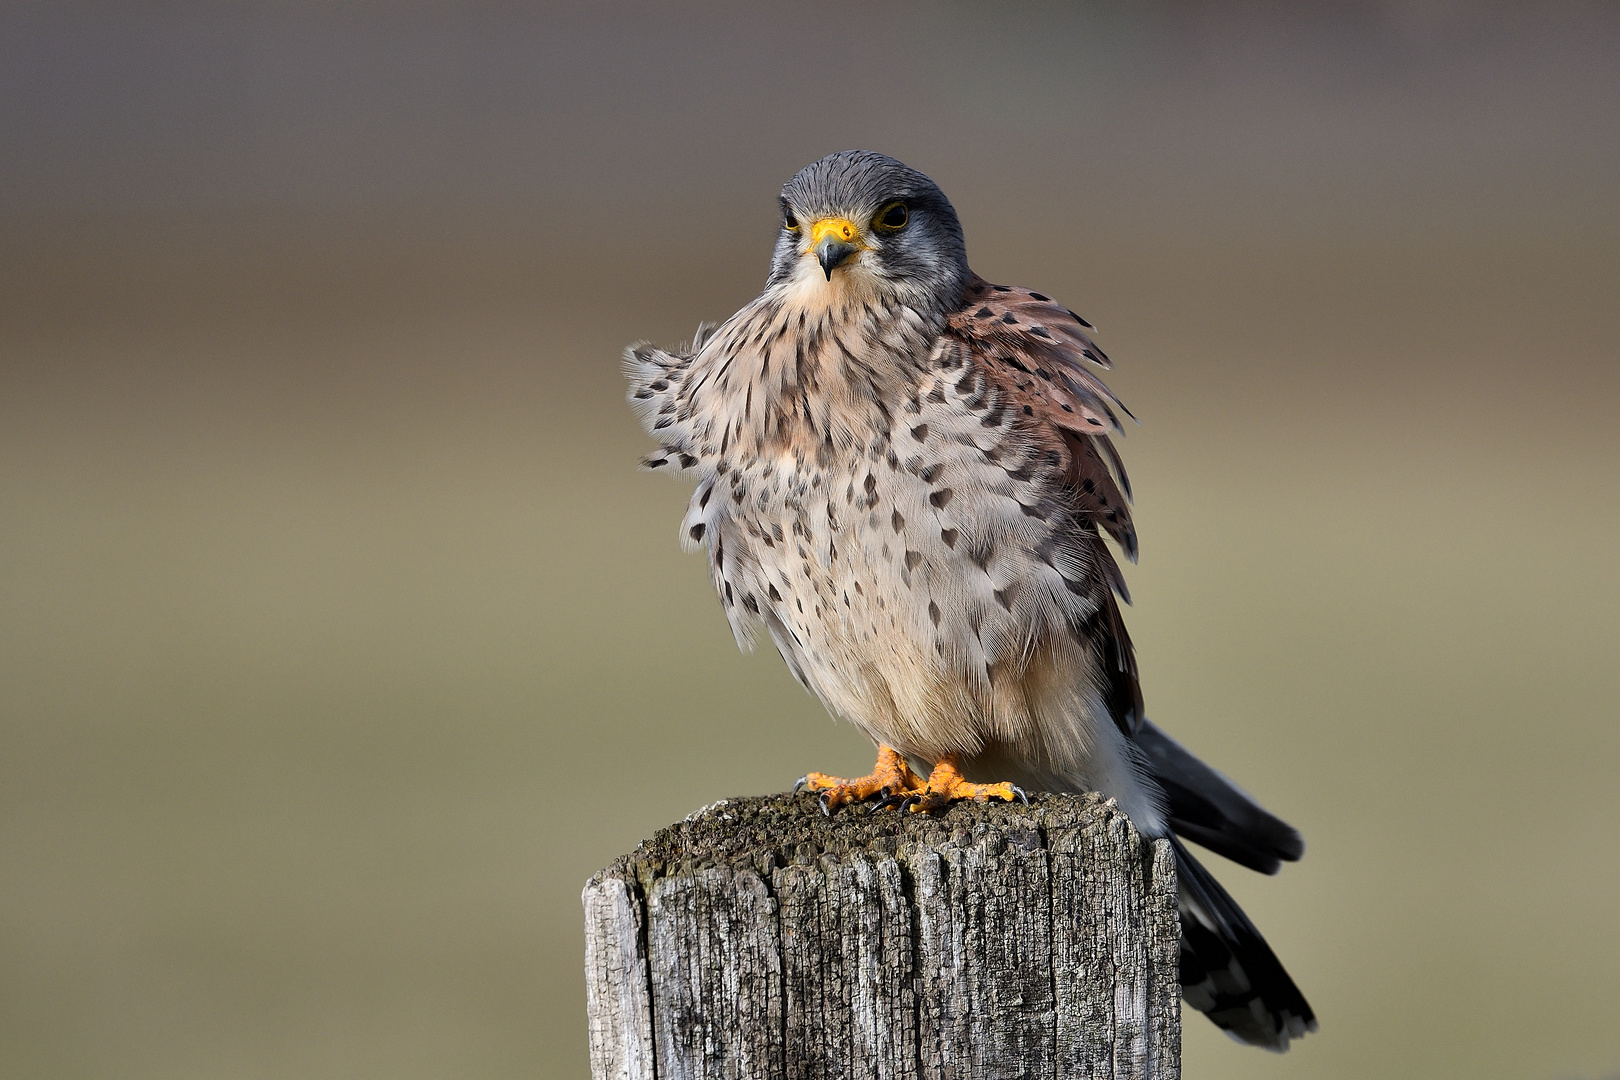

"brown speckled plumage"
[627,150,1315,1050]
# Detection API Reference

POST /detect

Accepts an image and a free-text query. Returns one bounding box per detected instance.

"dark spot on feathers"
[910,424,929,441]
[1019,502,1044,519]
[1082,478,1096,493]
[699,487,713,509]
[864,474,877,496]
[1022,405,1034,416]
[928,600,941,626]
[1069,310,1093,328]
[1000,313,1018,325]
[724,581,733,605]
[930,489,954,509]
[649,380,669,391]
[993,285,1011,292]
[994,588,1014,611]
[919,464,943,483]
[891,509,905,532]
[797,598,803,612]
[974,306,994,318]
[768,584,783,602]
[927,385,947,404]
[904,550,923,572]
[647,457,667,468]
[679,454,697,469]
[1087,417,1103,427]
[1060,403,1074,412]
[941,528,958,548]
[1005,464,1033,482]
[1030,292,1050,301]
[954,371,977,395]
[1028,326,1051,339]
[689,523,705,540]
[1035,368,1053,380]
[744,595,760,613]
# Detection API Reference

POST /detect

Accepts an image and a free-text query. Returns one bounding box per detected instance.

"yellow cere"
[807,217,865,249]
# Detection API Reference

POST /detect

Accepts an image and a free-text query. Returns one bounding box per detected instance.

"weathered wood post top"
[584,792,1180,1079]
[583,793,1179,1080]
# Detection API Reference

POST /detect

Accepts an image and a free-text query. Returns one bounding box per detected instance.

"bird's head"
[767,150,969,315]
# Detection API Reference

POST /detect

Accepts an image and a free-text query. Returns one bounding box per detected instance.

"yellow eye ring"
[874,201,908,231]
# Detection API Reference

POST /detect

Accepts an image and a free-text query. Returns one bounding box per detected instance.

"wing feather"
[947,275,1143,735]
[947,276,1137,559]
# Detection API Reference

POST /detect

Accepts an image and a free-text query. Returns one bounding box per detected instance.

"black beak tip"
[816,240,857,280]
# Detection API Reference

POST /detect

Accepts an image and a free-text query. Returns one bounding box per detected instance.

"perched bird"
[626,150,1316,1050]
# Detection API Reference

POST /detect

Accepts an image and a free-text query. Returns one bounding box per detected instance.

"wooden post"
[583,792,1180,1080]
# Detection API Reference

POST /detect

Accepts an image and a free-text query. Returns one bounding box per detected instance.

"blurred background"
[3,2,1618,1077]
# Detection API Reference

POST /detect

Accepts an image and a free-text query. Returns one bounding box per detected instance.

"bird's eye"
[875,201,908,230]
[783,211,799,231]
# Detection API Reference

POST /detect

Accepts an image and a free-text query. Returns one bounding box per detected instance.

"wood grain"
[583,793,1179,1080]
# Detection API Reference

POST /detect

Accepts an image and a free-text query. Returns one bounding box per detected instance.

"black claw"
[818,790,834,817]
[1012,785,1030,805]
[900,794,923,814]
[868,791,909,813]
[793,775,810,795]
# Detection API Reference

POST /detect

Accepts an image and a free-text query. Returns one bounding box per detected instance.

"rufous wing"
[946,276,1137,561]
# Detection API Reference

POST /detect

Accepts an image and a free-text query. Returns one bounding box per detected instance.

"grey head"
[766,150,970,315]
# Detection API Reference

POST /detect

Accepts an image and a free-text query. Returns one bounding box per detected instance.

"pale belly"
[688,397,1163,832]
[711,465,1156,831]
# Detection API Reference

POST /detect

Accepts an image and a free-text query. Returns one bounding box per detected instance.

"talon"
[793,775,810,794]
[796,746,924,817]
[904,754,1024,813]
[869,791,910,813]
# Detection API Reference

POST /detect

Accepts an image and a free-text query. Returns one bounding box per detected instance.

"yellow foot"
[796,745,924,815]
[907,755,1028,814]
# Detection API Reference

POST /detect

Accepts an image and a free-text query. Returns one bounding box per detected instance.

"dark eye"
[783,210,799,231]
[875,201,908,230]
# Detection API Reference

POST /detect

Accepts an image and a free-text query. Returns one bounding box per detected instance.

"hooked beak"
[816,237,858,280]
[808,217,863,280]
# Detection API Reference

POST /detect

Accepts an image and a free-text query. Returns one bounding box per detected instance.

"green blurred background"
[2,2,1617,1077]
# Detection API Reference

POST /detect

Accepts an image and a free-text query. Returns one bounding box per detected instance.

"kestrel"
[627,150,1316,1050]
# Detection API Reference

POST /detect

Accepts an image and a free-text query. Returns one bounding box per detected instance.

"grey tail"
[1135,718,1304,875]
[1171,834,1317,1051]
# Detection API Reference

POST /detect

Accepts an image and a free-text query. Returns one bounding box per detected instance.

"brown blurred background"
[2,2,1618,1077]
